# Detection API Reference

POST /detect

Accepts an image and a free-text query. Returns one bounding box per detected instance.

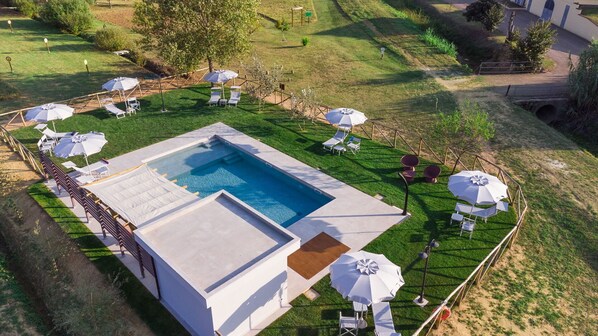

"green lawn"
[12,85,517,335]
[0,9,148,114]
[249,0,457,138]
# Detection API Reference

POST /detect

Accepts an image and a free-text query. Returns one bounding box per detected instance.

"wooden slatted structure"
[39,152,159,293]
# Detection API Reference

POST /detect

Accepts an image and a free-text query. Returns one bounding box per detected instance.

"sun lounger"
[104,103,126,119]
[455,201,508,222]
[73,164,109,179]
[372,302,401,336]
[227,90,241,106]
[323,129,348,151]
[42,128,71,141]
[208,89,221,106]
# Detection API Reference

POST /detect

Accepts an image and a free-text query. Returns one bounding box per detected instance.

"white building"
[512,0,598,41]
[134,190,300,336]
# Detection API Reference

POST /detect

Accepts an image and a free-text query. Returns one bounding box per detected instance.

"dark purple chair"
[423,165,441,183]
[401,170,416,183]
[401,155,419,171]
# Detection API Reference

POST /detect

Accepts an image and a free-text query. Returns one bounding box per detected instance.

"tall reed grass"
[421,27,457,57]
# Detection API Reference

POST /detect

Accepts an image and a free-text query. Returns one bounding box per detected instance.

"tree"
[510,21,556,71]
[242,55,282,111]
[433,101,495,173]
[463,0,505,31]
[134,0,259,73]
[568,41,598,123]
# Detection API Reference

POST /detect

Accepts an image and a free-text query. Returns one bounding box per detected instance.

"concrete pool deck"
[51,122,409,335]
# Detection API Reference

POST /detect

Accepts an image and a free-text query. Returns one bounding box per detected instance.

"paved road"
[445,0,591,97]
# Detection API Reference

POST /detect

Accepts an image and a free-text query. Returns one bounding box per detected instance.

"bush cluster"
[39,0,93,35]
[95,26,131,51]
[421,27,457,57]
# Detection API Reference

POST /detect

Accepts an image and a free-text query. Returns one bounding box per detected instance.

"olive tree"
[134,0,259,72]
[433,101,495,173]
[242,55,282,111]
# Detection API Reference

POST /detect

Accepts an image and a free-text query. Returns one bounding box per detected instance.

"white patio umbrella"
[204,70,238,99]
[102,77,139,92]
[102,77,139,100]
[25,103,74,131]
[325,108,368,128]
[448,170,508,205]
[53,132,107,172]
[330,250,405,306]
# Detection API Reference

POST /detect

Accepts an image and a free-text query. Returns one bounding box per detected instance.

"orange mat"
[288,232,350,280]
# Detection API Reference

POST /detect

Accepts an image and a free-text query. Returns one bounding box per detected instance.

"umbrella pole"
[52,120,57,132]
[85,155,91,175]
[221,82,226,100]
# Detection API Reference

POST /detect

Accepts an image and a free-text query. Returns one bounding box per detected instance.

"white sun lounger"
[372,302,401,336]
[208,89,221,106]
[323,129,348,151]
[42,128,71,141]
[227,90,241,106]
[104,103,126,119]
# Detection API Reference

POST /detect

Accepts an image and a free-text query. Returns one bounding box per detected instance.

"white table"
[34,123,47,131]
[352,301,368,329]
[333,144,346,155]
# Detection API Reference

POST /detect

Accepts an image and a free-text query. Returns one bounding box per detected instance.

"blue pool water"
[148,138,332,227]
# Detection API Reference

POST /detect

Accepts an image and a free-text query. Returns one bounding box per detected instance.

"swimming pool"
[148,138,332,227]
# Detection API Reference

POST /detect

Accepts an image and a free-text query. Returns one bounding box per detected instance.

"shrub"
[12,0,41,17]
[421,28,457,57]
[463,0,505,31]
[510,21,555,71]
[568,41,598,123]
[129,46,146,67]
[39,0,93,35]
[302,36,309,46]
[95,26,131,51]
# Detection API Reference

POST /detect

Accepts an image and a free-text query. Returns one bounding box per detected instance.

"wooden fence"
[0,124,45,175]
[0,70,528,335]
[478,61,535,74]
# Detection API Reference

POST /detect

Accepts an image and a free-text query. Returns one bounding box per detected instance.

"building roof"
[134,190,299,295]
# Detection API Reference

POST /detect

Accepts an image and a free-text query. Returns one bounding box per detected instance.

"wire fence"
[0,69,528,335]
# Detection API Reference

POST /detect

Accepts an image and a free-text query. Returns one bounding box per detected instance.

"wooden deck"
[288,232,350,280]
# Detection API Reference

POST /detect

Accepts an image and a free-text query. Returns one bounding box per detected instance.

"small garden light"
[6,56,13,73]
[44,38,50,53]
[414,239,440,307]
[84,59,89,74]
[7,20,13,33]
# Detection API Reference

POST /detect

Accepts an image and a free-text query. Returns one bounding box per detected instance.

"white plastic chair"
[372,302,401,336]
[37,135,54,156]
[339,312,358,336]
[460,218,476,239]
[126,97,141,111]
[347,136,361,154]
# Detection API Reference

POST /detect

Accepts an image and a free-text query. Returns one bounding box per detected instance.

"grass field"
[0,8,148,114]
[11,85,517,335]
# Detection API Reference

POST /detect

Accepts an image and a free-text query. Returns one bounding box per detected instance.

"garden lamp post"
[7,20,13,33]
[6,56,13,73]
[84,59,89,74]
[413,239,440,307]
[158,75,167,113]
[44,38,50,53]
